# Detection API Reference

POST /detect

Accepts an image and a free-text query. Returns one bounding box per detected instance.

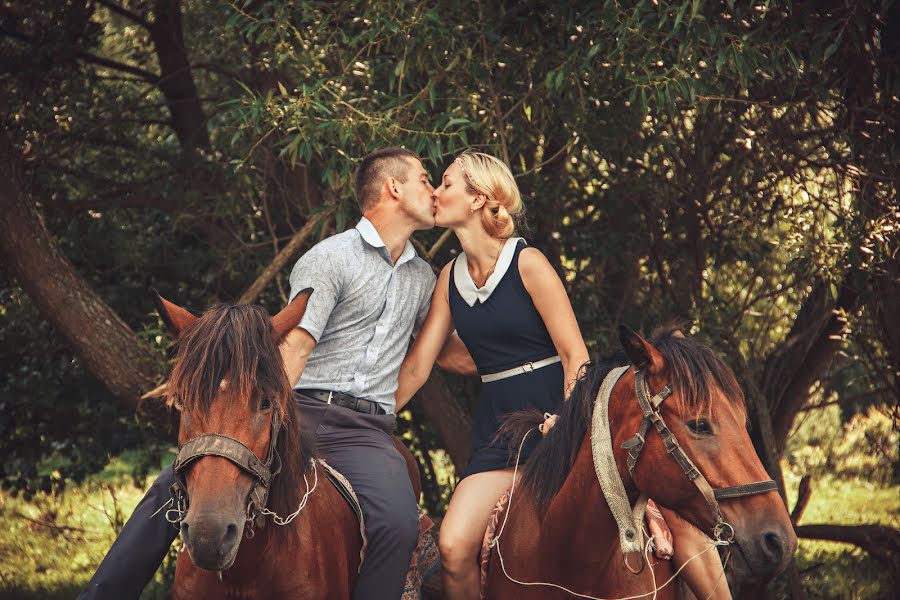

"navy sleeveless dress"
[449,238,564,478]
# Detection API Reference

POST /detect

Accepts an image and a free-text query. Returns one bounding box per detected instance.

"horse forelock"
[509,330,745,513]
[167,304,292,419]
[650,332,745,420]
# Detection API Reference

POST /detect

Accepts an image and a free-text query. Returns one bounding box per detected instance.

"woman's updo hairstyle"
[455,150,524,239]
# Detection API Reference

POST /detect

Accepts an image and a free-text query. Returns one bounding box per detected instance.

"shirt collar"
[454,237,524,307]
[355,217,418,267]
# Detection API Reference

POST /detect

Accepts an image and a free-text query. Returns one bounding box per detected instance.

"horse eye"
[260,397,272,411]
[687,419,713,435]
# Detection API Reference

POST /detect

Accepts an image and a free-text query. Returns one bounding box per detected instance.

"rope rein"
[259,459,318,526]
[158,459,319,529]
[490,427,731,600]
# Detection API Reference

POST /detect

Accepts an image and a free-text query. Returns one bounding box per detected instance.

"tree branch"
[796,523,900,573]
[238,206,336,305]
[97,0,152,30]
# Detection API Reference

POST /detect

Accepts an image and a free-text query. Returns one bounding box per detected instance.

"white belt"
[481,355,562,383]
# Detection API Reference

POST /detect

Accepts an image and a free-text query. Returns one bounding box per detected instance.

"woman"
[395,151,730,600]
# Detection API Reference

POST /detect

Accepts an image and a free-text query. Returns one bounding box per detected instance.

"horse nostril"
[223,522,240,547]
[763,530,786,564]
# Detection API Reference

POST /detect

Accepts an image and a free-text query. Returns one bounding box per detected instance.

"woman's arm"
[518,247,589,398]
[395,263,457,412]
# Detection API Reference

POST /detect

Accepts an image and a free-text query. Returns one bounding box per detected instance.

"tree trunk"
[796,523,900,574]
[0,127,158,408]
[148,0,210,151]
[418,371,473,474]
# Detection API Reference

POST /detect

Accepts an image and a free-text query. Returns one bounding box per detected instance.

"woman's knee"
[439,526,480,573]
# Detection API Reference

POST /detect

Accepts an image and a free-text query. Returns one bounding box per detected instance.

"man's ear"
[386,177,402,200]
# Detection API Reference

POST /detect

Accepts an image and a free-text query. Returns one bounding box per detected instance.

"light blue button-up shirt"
[287,218,436,414]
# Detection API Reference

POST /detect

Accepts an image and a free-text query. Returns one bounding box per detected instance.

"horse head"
[613,325,797,579]
[154,289,312,571]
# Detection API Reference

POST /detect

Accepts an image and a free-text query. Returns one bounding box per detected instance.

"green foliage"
[0,10,897,597]
[787,404,899,485]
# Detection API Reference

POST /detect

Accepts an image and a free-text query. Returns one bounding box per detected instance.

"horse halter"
[169,408,283,532]
[621,369,779,542]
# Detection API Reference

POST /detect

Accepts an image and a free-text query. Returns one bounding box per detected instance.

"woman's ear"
[471,194,487,212]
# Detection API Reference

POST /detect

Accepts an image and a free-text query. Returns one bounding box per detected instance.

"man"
[79,147,474,600]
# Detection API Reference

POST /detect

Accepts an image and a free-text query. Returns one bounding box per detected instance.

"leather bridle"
[169,408,283,532]
[621,369,779,541]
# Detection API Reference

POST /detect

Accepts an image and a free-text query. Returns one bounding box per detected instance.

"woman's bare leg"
[440,468,516,600]
[659,506,732,600]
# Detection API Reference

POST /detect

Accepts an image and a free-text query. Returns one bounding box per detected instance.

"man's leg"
[78,464,180,600]
[312,402,419,600]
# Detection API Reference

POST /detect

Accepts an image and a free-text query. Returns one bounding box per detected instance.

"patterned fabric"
[288,217,436,414]
[401,512,439,600]
[479,488,512,599]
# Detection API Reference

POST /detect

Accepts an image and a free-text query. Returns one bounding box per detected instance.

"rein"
[491,427,731,600]
[489,365,778,598]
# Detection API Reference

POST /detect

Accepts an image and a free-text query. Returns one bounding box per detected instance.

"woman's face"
[433,161,479,229]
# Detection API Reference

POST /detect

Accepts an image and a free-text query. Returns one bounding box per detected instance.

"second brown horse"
[485,326,797,599]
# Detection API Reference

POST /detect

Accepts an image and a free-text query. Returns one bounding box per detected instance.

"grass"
[782,470,898,600]
[0,451,176,600]
[1,456,896,599]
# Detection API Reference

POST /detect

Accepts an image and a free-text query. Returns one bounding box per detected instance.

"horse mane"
[497,326,745,513]
[166,303,317,537]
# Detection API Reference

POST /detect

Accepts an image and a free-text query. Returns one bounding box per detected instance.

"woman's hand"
[538,412,559,436]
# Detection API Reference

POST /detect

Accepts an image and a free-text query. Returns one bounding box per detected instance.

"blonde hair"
[455,150,523,238]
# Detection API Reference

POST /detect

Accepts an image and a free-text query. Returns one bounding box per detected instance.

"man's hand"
[436,332,477,376]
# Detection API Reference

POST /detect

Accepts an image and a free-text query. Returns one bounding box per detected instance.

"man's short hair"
[354,147,421,211]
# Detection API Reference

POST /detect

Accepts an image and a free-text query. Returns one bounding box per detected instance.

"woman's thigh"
[442,468,517,554]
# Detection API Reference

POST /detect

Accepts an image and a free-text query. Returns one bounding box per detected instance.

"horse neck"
[536,437,623,568]
[536,370,644,559]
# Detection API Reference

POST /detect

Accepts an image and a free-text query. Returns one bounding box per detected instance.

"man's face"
[395,157,436,230]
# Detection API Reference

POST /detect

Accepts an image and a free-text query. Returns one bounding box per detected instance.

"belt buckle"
[326,391,334,405]
[523,361,535,373]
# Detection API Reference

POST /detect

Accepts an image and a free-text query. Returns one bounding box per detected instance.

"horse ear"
[271,288,313,342]
[153,290,197,339]
[618,325,665,373]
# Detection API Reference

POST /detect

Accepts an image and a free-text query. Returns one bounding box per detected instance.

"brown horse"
[154,291,365,599]
[484,326,797,599]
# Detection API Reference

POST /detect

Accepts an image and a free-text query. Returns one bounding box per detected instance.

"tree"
[0,0,896,594]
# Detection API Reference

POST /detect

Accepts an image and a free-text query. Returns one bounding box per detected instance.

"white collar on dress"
[355,217,417,266]
[454,237,524,306]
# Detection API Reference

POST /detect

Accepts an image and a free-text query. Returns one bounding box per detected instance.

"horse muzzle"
[732,522,798,578]
[181,511,243,571]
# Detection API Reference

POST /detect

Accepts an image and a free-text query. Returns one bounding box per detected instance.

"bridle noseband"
[168,409,283,533]
[621,369,779,541]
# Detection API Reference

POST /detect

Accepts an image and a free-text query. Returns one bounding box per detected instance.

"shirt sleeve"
[412,269,437,338]
[288,241,344,342]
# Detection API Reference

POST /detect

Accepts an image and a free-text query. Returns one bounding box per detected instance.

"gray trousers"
[78,392,419,600]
